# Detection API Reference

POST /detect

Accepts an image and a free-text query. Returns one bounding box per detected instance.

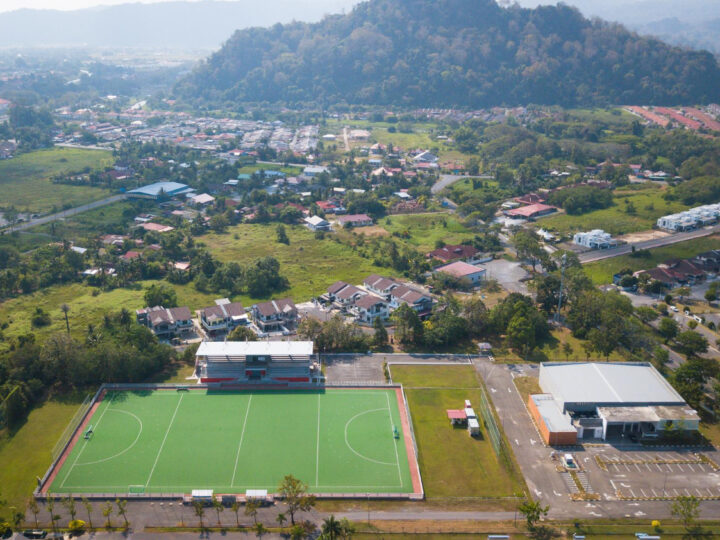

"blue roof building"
[127,182,194,200]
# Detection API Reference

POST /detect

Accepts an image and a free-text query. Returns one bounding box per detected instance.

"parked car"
[693,315,703,323]
[670,306,679,312]
[22,531,48,539]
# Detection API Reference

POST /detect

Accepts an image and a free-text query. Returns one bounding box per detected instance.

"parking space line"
[651,489,658,497]
[655,463,663,472]
[677,464,685,472]
[684,489,691,496]
[708,488,714,496]
[634,463,642,473]
[640,489,648,497]
[696,489,703,496]
[673,489,679,496]
[687,464,695,472]
[624,464,631,472]
[630,489,636,498]
[644,463,652,472]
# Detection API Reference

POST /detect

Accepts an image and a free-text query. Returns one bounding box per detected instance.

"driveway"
[483,259,531,295]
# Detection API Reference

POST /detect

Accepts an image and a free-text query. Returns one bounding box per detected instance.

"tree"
[82,497,93,530]
[278,475,315,525]
[63,495,77,521]
[635,306,658,323]
[211,496,224,525]
[321,515,343,539]
[144,283,177,308]
[60,304,71,334]
[253,522,268,537]
[115,499,129,529]
[372,316,388,348]
[27,498,40,528]
[675,331,708,358]
[676,286,691,302]
[102,501,113,529]
[518,499,549,531]
[244,499,260,525]
[671,495,700,530]
[231,501,241,527]
[276,224,290,245]
[507,314,535,358]
[463,296,487,337]
[339,518,356,539]
[276,512,287,529]
[512,230,544,272]
[562,342,573,361]
[391,303,423,346]
[192,500,205,529]
[47,495,59,533]
[228,325,258,341]
[658,317,678,342]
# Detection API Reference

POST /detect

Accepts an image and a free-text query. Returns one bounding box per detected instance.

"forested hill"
[175,0,720,108]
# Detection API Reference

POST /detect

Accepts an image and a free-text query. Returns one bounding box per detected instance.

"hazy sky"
[0,0,197,13]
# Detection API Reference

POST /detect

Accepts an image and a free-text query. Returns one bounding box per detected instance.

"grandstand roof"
[197,341,314,357]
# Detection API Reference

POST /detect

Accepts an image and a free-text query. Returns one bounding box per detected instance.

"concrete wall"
[527,395,578,446]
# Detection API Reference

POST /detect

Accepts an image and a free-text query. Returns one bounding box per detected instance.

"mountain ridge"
[175,0,720,108]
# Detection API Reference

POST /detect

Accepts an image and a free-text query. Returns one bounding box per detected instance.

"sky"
[0,0,199,13]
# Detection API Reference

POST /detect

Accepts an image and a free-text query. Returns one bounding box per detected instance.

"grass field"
[539,186,688,237]
[201,223,387,305]
[584,235,720,284]
[390,365,524,498]
[0,282,218,353]
[47,388,415,495]
[381,213,476,252]
[0,148,114,214]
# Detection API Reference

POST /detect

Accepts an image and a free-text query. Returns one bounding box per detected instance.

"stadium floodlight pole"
[554,253,567,324]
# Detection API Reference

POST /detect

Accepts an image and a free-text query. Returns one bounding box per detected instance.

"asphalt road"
[431,174,493,194]
[5,194,127,232]
[580,224,720,264]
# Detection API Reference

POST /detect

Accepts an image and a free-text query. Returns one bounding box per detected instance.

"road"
[3,194,127,232]
[342,126,350,152]
[580,224,720,264]
[431,174,493,194]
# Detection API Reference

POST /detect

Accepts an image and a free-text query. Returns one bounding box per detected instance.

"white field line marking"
[76,410,143,466]
[315,393,321,488]
[344,408,395,466]
[60,396,114,488]
[231,394,253,487]
[146,393,184,488]
[386,391,403,486]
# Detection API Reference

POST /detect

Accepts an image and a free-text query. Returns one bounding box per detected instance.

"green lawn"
[33,201,134,244]
[539,186,688,237]
[201,223,387,304]
[0,398,87,510]
[584,235,720,284]
[236,163,303,176]
[48,388,414,495]
[381,213,476,252]
[0,282,217,352]
[0,148,114,214]
[390,365,524,498]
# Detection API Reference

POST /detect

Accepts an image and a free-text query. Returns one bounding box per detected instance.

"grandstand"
[195,341,321,383]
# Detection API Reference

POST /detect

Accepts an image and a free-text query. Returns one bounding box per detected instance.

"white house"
[304,215,331,231]
[657,203,720,231]
[573,230,618,250]
[351,295,389,323]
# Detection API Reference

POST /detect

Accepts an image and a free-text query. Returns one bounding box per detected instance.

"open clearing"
[390,365,524,498]
[0,148,113,214]
[47,387,416,495]
[380,213,476,252]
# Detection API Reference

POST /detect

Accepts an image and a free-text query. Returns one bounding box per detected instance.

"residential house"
[325,281,367,308]
[389,284,434,318]
[413,151,438,164]
[199,299,248,335]
[304,215,331,231]
[191,193,216,207]
[139,222,175,233]
[336,214,373,228]
[303,166,329,177]
[251,298,298,334]
[351,294,389,324]
[435,261,486,285]
[573,230,618,250]
[121,250,141,262]
[364,274,401,298]
[660,259,706,285]
[505,203,557,219]
[136,306,194,338]
[427,244,479,264]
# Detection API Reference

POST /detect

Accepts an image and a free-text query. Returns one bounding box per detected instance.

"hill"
[0,0,358,50]
[175,0,720,107]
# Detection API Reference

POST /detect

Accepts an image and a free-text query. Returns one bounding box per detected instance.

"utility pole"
[554,253,567,324]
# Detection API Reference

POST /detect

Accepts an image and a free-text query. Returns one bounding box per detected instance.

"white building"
[304,215,331,231]
[657,203,720,231]
[573,229,618,250]
[195,341,319,383]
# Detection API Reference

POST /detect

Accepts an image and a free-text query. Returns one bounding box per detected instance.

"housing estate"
[657,203,720,231]
[136,306,194,338]
[199,299,248,335]
[250,298,298,335]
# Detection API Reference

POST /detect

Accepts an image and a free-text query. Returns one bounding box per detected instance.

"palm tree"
[253,522,267,538]
[192,500,205,529]
[321,515,342,539]
[27,498,40,528]
[339,518,356,539]
[115,499,129,529]
[231,501,241,527]
[102,501,113,529]
[60,304,71,334]
[211,497,224,525]
[244,499,260,525]
[276,512,287,529]
[82,497,94,530]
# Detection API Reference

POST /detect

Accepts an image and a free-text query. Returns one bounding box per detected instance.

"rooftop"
[530,394,576,433]
[436,261,485,278]
[541,362,685,406]
[127,181,193,198]
[196,341,314,357]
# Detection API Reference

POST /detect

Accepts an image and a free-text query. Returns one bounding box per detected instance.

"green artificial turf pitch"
[48,388,414,495]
